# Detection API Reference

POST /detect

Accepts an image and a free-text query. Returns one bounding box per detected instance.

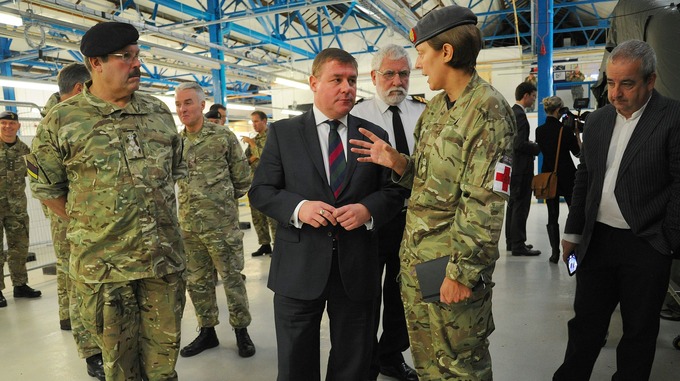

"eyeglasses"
[375,70,410,80]
[108,51,145,64]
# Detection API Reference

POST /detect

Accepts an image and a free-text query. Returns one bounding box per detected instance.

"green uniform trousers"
[73,274,185,381]
[183,226,252,328]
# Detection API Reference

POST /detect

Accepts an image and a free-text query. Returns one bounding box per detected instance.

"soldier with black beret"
[27,21,186,381]
[351,5,515,380]
[0,110,42,309]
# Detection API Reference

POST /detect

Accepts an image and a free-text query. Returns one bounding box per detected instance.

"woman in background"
[535,96,581,263]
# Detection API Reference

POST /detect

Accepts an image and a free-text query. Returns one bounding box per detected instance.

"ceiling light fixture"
[274,77,309,90]
[0,12,23,27]
[0,77,58,92]
[227,103,256,111]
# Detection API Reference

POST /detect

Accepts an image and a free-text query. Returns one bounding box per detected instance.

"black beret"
[409,5,477,46]
[0,111,18,121]
[80,22,139,57]
[205,110,221,119]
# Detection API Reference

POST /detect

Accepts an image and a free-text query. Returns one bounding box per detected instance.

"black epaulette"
[355,97,365,105]
[410,95,427,104]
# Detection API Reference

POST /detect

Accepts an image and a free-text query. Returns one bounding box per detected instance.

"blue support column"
[536,0,554,126]
[207,0,227,108]
[534,0,554,197]
[1,38,17,112]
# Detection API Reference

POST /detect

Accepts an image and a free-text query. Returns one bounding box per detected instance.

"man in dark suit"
[505,81,541,256]
[249,48,404,381]
[553,40,680,381]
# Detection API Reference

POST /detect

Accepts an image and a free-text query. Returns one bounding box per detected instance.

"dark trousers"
[370,211,410,376]
[274,252,375,381]
[505,173,533,249]
[553,223,672,381]
[546,193,572,226]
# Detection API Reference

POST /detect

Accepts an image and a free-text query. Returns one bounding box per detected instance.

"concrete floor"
[1,203,678,380]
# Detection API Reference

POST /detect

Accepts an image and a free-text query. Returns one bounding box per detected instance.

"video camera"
[559,97,591,132]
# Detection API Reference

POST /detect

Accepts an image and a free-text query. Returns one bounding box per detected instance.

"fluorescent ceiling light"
[0,13,23,27]
[275,77,309,90]
[227,103,256,111]
[0,77,58,92]
[281,109,303,116]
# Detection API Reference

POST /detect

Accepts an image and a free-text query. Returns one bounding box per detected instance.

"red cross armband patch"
[493,155,512,197]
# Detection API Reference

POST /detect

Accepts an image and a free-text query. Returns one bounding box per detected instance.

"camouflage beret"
[205,110,221,119]
[409,5,477,46]
[80,22,139,57]
[0,111,18,121]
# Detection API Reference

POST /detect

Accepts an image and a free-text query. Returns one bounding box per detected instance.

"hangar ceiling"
[1,0,617,108]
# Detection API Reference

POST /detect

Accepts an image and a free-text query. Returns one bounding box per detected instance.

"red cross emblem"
[495,165,511,192]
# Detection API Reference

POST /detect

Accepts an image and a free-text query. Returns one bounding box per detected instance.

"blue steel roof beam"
[244,0,282,41]
[112,0,138,17]
[319,5,342,49]
[274,11,317,52]
[357,1,410,40]
[234,25,386,46]
[193,0,351,26]
[0,47,61,64]
[284,9,323,52]
[226,23,316,58]
[146,0,211,20]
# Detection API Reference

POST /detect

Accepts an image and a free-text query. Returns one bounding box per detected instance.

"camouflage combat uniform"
[0,136,30,291]
[395,73,514,381]
[27,83,187,381]
[38,92,100,359]
[245,129,277,245]
[178,119,252,329]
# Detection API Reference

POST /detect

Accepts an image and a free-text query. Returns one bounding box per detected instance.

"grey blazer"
[565,90,680,259]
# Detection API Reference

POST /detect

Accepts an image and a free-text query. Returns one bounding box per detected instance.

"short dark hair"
[515,82,537,101]
[251,110,267,121]
[57,63,90,95]
[210,103,226,111]
[426,24,482,74]
[311,48,358,78]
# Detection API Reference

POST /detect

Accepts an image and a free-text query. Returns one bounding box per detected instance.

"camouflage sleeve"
[27,112,69,200]
[445,99,514,288]
[165,108,187,182]
[226,131,252,199]
[393,154,415,189]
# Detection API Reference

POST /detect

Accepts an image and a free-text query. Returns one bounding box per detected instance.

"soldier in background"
[209,103,228,125]
[351,44,424,381]
[0,111,42,309]
[174,82,256,359]
[27,22,186,380]
[243,110,277,257]
[38,62,104,380]
[351,5,514,380]
[205,109,222,124]
[40,62,91,331]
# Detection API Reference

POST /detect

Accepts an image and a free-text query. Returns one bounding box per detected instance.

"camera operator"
[535,96,582,263]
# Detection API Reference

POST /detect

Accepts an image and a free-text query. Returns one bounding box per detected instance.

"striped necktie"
[327,120,346,198]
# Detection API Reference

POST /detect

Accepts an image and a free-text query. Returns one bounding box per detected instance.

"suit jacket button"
[327,232,333,237]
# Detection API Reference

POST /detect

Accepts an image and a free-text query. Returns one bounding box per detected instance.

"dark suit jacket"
[248,111,405,301]
[565,90,680,259]
[512,104,540,175]
[536,116,581,196]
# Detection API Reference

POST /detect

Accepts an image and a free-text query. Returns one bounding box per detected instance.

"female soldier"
[351,5,515,380]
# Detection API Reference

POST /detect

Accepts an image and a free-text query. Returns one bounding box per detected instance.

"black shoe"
[13,284,42,298]
[379,361,418,381]
[60,319,72,331]
[660,308,680,321]
[526,244,534,249]
[251,244,272,257]
[511,247,541,256]
[235,327,256,357]
[86,353,105,381]
[549,251,560,264]
[180,327,219,357]
[0,291,6,308]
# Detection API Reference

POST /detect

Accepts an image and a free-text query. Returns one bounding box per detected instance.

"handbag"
[532,126,563,200]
